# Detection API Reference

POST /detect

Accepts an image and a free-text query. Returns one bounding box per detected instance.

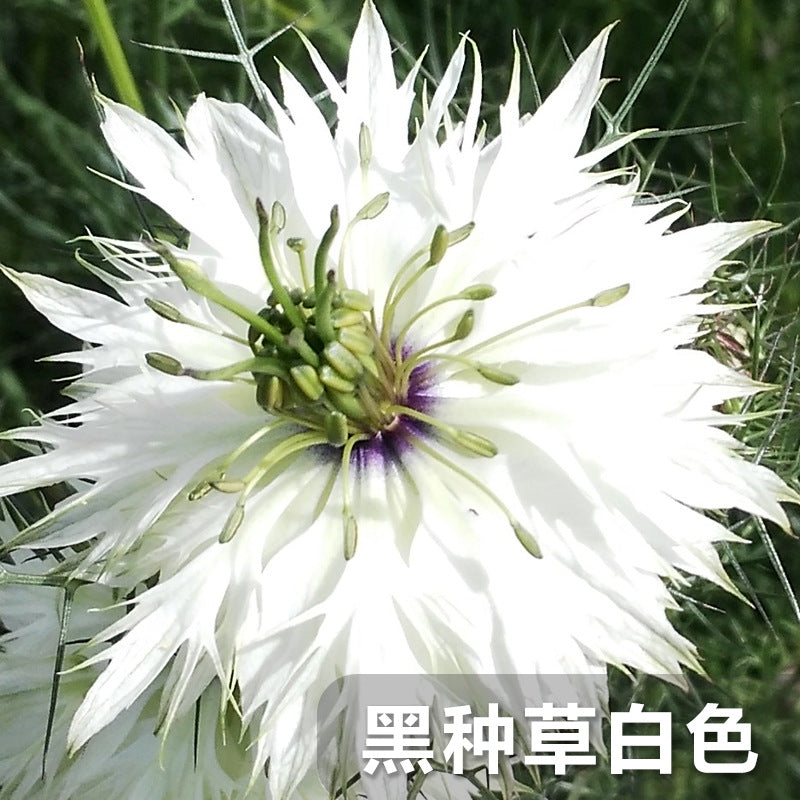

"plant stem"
[82,0,145,113]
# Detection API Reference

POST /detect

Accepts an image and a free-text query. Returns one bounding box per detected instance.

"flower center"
[245,207,402,447]
[144,198,500,451]
[142,194,629,559]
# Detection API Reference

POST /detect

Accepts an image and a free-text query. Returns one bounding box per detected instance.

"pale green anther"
[327,389,367,420]
[339,289,373,312]
[290,364,324,401]
[343,513,358,560]
[357,353,381,380]
[429,224,449,265]
[454,430,498,458]
[454,309,475,340]
[168,255,211,293]
[264,376,284,410]
[324,341,364,380]
[591,283,630,307]
[476,364,519,386]
[511,520,542,559]
[331,308,365,328]
[287,237,306,252]
[359,122,372,169]
[354,192,390,222]
[337,326,375,356]
[145,351,184,376]
[209,479,246,493]
[319,365,356,393]
[287,328,320,367]
[270,200,286,233]
[447,221,476,246]
[324,411,349,446]
[144,297,184,323]
[219,503,245,544]
[460,284,496,301]
[188,482,212,501]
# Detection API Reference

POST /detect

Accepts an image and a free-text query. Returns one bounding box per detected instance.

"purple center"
[312,357,436,472]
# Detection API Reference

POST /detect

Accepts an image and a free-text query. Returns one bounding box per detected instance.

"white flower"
[0,544,263,799]
[0,1,797,796]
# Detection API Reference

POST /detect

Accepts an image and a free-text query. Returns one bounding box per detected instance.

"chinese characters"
[361,702,757,777]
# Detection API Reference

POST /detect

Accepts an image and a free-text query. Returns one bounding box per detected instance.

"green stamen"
[218,430,327,543]
[418,353,519,387]
[393,284,496,369]
[145,351,183,376]
[144,297,249,345]
[386,404,497,458]
[459,283,632,359]
[340,434,369,559]
[405,433,541,558]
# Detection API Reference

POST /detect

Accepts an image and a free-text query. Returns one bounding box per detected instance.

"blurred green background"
[1,0,800,797]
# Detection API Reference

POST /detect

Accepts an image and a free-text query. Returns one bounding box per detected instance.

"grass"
[1,0,799,797]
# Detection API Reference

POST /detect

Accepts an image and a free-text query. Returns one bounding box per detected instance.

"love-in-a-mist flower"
[1,1,797,797]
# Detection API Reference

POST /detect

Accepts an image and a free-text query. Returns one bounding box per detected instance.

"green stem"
[83,0,145,113]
